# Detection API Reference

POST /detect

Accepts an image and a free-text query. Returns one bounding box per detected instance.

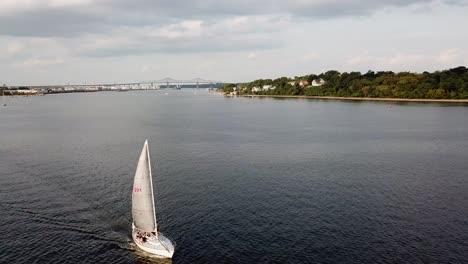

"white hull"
[132,224,175,258]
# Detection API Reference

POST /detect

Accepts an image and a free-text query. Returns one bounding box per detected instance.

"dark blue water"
[1,91,467,263]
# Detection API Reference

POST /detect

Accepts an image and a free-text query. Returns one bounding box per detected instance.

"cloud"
[140,65,150,73]
[0,37,69,63]
[437,48,459,63]
[69,16,287,57]
[247,53,257,60]
[346,49,468,71]
[0,42,25,58]
[15,57,64,67]
[0,0,462,38]
[347,52,426,70]
[301,52,319,61]
[387,53,424,66]
[47,0,92,8]
[347,52,374,65]
[0,0,91,11]
[0,0,463,58]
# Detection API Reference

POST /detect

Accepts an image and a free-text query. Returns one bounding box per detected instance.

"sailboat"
[132,140,175,258]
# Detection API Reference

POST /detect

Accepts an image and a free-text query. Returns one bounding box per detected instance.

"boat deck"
[132,230,175,253]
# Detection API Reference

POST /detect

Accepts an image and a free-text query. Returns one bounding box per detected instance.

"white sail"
[132,140,157,232]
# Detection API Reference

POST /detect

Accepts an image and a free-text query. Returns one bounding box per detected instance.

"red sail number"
[134,187,142,192]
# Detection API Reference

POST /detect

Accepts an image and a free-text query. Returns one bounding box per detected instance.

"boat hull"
[132,224,175,258]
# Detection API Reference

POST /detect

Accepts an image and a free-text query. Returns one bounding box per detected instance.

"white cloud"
[140,65,150,73]
[7,42,25,56]
[0,0,37,13]
[387,53,424,66]
[346,49,468,72]
[347,52,374,65]
[301,52,319,61]
[347,52,426,70]
[151,20,205,39]
[247,53,257,60]
[0,41,25,59]
[436,48,459,64]
[16,57,64,67]
[47,0,92,8]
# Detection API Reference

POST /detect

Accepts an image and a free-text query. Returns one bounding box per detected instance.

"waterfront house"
[252,86,262,92]
[299,80,309,88]
[312,79,326,87]
[262,85,275,91]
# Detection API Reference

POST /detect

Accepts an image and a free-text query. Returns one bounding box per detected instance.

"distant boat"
[132,140,175,258]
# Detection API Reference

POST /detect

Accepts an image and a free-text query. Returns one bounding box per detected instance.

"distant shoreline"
[234,94,468,103]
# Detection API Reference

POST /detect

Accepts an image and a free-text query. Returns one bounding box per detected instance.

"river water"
[1,90,467,263]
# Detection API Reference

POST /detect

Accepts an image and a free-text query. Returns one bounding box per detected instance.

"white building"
[262,85,275,91]
[312,79,326,87]
[252,86,262,92]
[299,80,309,87]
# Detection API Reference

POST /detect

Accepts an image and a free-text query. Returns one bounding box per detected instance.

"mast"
[146,140,158,236]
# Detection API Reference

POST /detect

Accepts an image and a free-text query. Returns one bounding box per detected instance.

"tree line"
[223,66,468,99]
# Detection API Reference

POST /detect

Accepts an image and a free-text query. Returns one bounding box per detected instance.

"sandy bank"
[234,95,468,103]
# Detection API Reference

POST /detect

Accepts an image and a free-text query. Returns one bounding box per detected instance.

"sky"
[1,0,468,85]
